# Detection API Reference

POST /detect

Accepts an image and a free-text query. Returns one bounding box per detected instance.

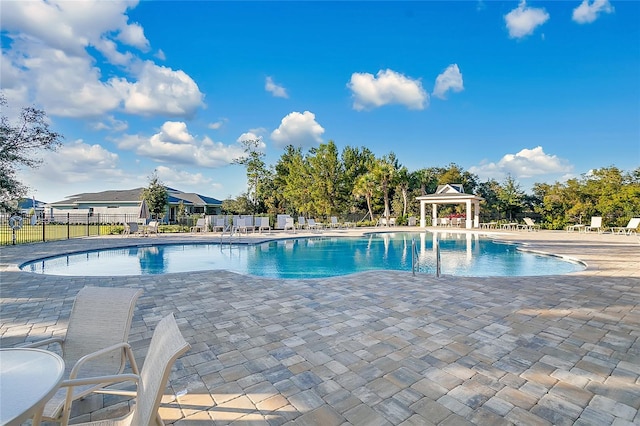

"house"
[18,198,46,216]
[46,187,222,223]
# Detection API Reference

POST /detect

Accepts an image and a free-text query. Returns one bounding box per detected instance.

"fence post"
[42,216,45,242]
[67,213,70,239]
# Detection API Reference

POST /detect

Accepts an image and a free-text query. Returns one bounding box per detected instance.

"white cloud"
[91,115,129,132]
[432,64,464,100]
[117,21,150,51]
[469,146,572,181]
[11,43,123,117]
[504,1,550,39]
[347,69,428,111]
[116,121,245,167]
[155,49,166,61]
[270,111,325,148]
[21,140,125,189]
[208,119,228,130]
[0,0,204,119]
[114,61,204,118]
[572,0,614,24]
[155,165,221,189]
[265,76,288,98]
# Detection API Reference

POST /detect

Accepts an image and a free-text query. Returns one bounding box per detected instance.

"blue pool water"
[21,232,584,278]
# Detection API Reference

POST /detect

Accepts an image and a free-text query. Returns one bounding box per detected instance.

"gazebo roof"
[416,183,484,203]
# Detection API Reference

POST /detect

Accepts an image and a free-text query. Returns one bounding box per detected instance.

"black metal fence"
[0,213,141,245]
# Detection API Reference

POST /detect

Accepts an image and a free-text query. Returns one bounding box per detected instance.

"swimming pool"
[21,232,584,278]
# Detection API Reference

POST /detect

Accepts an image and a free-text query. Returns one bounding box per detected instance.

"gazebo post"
[432,204,438,227]
[473,201,480,228]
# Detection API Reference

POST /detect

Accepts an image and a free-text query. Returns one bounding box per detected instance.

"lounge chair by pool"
[611,217,639,235]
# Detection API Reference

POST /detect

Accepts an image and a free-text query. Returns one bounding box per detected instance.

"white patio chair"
[284,217,296,233]
[297,216,307,230]
[307,219,323,232]
[58,313,190,426]
[584,216,604,233]
[190,218,207,232]
[520,217,540,231]
[233,217,251,234]
[329,216,341,228]
[146,221,159,236]
[610,218,640,235]
[23,286,142,424]
[257,216,271,233]
[123,222,140,237]
[212,217,226,232]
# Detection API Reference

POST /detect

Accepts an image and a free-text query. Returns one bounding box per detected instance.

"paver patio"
[1,228,638,425]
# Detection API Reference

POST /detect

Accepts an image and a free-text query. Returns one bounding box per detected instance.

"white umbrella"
[138,199,150,221]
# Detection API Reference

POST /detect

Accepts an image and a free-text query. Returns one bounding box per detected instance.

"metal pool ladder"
[412,236,441,277]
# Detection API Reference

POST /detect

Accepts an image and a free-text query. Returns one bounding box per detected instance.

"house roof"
[48,187,222,207]
[18,198,46,209]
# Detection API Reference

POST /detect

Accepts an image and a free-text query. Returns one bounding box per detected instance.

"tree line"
[227,139,640,229]
[1,95,637,230]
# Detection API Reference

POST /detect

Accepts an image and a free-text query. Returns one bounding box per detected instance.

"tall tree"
[438,163,479,194]
[476,179,501,221]
[283,148,312,215]
[497,174,525,220]
[395,166,410,217]
[273,145,302,213]
[342,146,376,212]
[141,171,169,219]
[413,168,439,195]
[373,154,398,221]
[0,95,63,211]
[353,172,379,221]
[307,141,343,216]
[233,139,268,214]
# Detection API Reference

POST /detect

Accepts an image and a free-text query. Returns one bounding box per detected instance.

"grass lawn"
[0,224,123,245]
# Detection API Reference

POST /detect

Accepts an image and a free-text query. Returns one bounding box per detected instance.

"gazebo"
[416,184,484,229]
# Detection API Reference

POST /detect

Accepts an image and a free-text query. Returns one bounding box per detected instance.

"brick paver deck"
[1,228,638,425]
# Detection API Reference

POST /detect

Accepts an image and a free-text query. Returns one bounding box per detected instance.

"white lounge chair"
[23,287,142,424]
[307,218,323,231]
[520,217,540,231]
[610,217,640,235]
[123,222,140,236]
[584,216,604,233]
[57,313,190,426]
[146,221,159,236]
[233,217,251,234]
[212,217,226,233]
[329,216,341,228]
[257,217,271,233]
[297,216,307,230]
[190,218,207,232]
[284,217,296,233]
[377,217,396,227]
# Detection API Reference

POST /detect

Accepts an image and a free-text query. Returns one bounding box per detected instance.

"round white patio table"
[0,348,64,426]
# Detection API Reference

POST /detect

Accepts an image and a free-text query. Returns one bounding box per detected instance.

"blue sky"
[1,0,638,203]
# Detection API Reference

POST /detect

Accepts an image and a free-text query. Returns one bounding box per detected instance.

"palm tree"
[373,159,396,221]
[353,172,378,221]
